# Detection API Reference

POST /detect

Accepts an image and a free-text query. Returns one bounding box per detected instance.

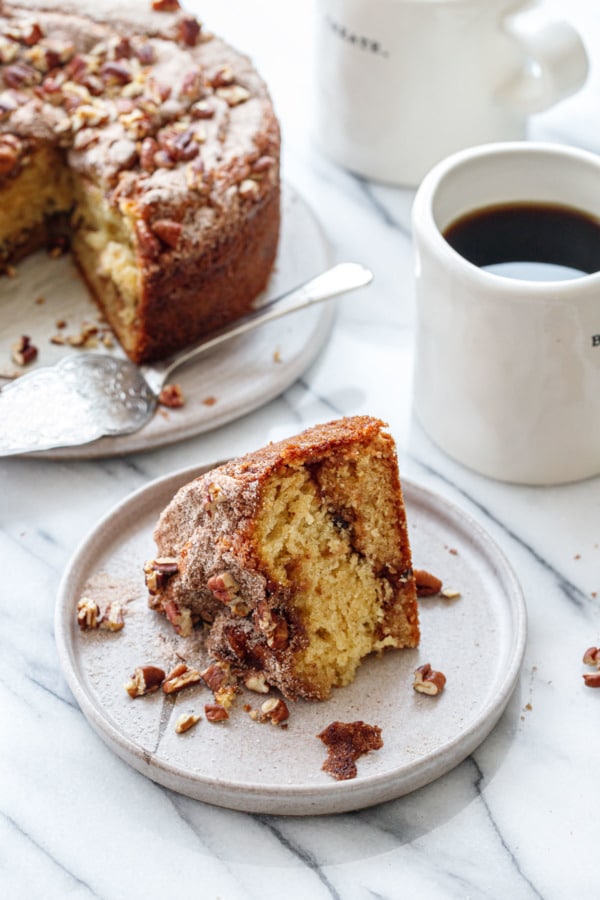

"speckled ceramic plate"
[0,182,334,458]
[55,464,526,816]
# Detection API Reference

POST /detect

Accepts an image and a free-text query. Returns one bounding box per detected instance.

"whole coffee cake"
[0,0,280,362]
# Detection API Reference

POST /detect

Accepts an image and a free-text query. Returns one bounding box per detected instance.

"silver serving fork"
[0,262,372,456]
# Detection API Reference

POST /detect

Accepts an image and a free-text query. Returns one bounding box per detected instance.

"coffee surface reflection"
[443,202,600,281]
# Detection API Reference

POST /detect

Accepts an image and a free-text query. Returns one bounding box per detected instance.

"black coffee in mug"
[442,202,600,281]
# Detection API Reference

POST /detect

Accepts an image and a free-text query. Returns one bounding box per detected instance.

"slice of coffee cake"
[146,416,419,701]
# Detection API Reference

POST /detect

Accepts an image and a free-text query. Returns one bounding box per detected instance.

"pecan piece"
[4,62,40,88]
[225,626,249,660]
[216,683,237,709]
[163,663,202,694]
[151,218,183,249]
[0,92,20,119]
[268,618,289,650]
[11,335,37,366]
[185,156,208,193]
[101,61,132,86]
[120,107,152,139]
[229,600,251,617]
[139,136,159,172]
[144,556,179,594]
[413,663,446,696]
[175,712,201,733]
[179,66,203,99]
[107,138,137,171]
[207,571,240,604]
[178,16,201,46]
[163,599,193,637]
[582,672,600,688]
[133,41,156,66]
[259,697,289,725]
[144,78,170,103]
[255,602,289,650]
[190,99,215,119]
[211,66,234,88]
[0,39,18,65]
[0,134,24,152]
[244,673,270,694]
[77,596,100,630]
[252,155,276,175]
[153,148,176,169]
[72,128,100,151]
[204,702,228,722]
[200,661,230,693]
[158,126,199,162]
[200,662,237,709]
[13,21,44,46]
[136,220,161,259]
[158,382,185,408]
[99,601,125,632]
[583,646,600,668]
[125,665,165,698]
[238,178,260,200]
[174,129,200,160]
[152,0,180,9]
[440,588,461,600]
[414,569,443,597]
[64,54,87,81]
[202,481,225,512]
[112,37,131,60]
[216,84,251,107]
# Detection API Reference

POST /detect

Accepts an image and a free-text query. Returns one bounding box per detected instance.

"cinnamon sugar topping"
[317,720,383,781]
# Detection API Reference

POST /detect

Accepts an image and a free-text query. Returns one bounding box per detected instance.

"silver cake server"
[0,262,373,456]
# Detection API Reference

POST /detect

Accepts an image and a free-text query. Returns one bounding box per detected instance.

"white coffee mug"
[411,141,600,485]
[313,0,589,186]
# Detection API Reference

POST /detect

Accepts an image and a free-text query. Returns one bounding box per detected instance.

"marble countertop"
[2,1,599,897]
